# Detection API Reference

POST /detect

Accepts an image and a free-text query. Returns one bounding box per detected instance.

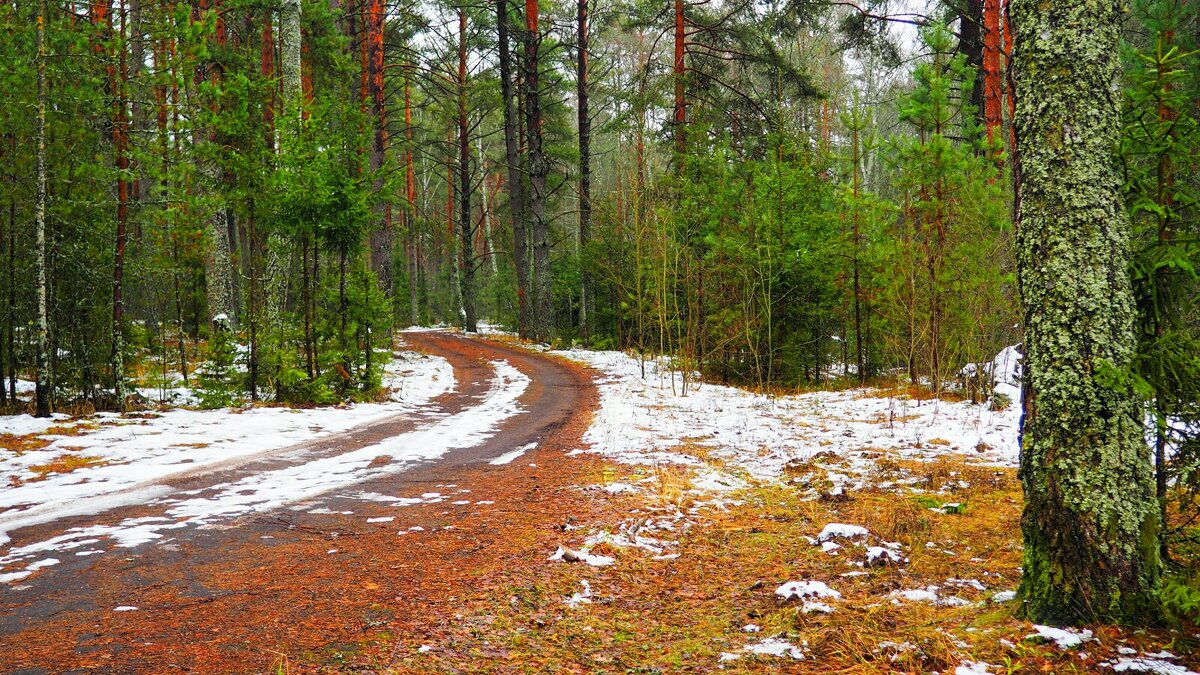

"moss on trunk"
[1011,0,1161,625]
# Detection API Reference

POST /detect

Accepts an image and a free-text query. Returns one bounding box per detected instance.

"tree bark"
[404,65,420,326]
[982,0,1004,160]
[959,0,984,124]
[524,0,551,340]
[577,0,591,339]
[457,7,477,332]
[672,0,685,162]
[111,0,130,410]
[193,0,235,329]
[497,0,529,337]
[367,0,392,294]
[35,0,52,417]
[1012,0,1161,625]
[280,0,302,115]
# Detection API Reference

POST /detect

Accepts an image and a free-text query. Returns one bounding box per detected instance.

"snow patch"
[776,580,841,601]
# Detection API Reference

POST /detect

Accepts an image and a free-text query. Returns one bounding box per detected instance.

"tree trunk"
[367,0,391,295]
[524,0,551,340]
[111,0,130,411]
[959,0,984,123]
[497,0,529,337]
[194,0,235,329]
[35,0,52,417]
[280,0,302,115]
[982,0,1004,160]
[577,0,591,340]
[0,139,7,405]
[404,65,420,326]
[672,0,685,162]
[7,134,15,400]
[1012,0,1161,625]
[457,7,477,332]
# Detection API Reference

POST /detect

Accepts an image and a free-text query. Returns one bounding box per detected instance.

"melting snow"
[818,523,869,542]
[776,580,841,601]
[1028,625,1093,649]
[1108,658,1198,674]
[489,442,538,465]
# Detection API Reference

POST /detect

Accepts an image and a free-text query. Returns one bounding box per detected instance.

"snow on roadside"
[554,347,1022,489]
[0,358,528,567]
[0,349,453,533]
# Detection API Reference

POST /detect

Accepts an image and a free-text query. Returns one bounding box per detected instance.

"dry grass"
[0,423,93,457]
[388,457,1198,674]
[856,384,968,403]
[26,453,107,480]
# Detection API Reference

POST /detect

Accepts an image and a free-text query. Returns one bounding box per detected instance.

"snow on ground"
[0,357,528,567]
[1107,657,1199,675]
[0,348,454,544]
[554,346,1022,491]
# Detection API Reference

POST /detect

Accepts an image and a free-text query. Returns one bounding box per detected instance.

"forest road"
[0,331,599,674]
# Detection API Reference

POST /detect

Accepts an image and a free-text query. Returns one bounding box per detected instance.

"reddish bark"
[982,0,1003,157]
[262,11,275,150]
[1002,0,1015,157]
[367,0,391,290]
[672,0,685,160]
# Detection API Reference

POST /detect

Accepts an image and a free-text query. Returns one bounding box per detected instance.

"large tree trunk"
[497,0,529,337]
[577,0,591,339]
[35,0,51,417]
[524,0,551,340]
[457,8,477,332]
[1012,0,1161,625]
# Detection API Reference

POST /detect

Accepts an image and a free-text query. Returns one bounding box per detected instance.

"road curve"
[0,331,597,674]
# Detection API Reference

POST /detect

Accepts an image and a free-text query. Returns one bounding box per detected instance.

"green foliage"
[1121,0,1200,559]
[880,23,1014,391]
[196,328,242,409]
[1161,570,1200,622]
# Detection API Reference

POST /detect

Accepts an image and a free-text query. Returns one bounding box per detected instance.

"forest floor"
[0,332,1196,673]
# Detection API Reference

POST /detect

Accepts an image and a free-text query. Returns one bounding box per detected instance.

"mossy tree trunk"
[1011,0,1161,625]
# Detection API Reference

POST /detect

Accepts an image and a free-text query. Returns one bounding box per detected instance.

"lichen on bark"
[1011,0,1161,624]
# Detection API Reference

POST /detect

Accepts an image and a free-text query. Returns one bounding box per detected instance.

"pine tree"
[1012,0,1162,625]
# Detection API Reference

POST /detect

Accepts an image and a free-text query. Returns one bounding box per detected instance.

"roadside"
[0,332,600,673]
[1,334,1196,674]
[389,340,1198,675]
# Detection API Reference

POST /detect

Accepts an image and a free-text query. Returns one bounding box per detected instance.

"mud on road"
[0,332,602,674]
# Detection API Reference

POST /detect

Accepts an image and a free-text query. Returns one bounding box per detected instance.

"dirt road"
[0,331,599,674]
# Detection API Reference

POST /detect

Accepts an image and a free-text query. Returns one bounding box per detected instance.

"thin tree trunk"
[524,0,551,340]
[577,0,591,339]
[111,0,130,410]
[302,235,314,379]
[7,135,15,399]
[367,0,392,294]
[672,0,685,162]
[1012,0,1161,625]
[497,0,529,337]
[404,65,420,326]
[0,139,7,406]
[457,7,477,332]
[35,0,51,417]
